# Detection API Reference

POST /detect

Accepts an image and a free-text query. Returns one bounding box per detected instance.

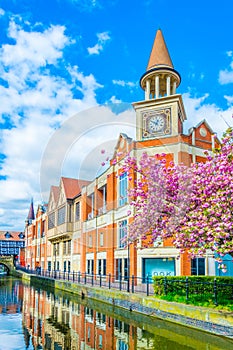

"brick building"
[25,199,48,270]
[43,28,219,279]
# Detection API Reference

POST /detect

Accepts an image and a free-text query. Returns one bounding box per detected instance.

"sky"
[0,0,233,231]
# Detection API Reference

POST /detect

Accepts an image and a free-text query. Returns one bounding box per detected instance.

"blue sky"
[0,0,233,230]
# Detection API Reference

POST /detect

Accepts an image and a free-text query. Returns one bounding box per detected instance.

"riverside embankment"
[14,270,233,339]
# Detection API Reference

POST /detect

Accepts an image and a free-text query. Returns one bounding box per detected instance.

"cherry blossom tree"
[123,127,233,260]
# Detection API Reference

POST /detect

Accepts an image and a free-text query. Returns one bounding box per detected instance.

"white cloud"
[219,69,233,84]
[109,95,122,103]
[224,95,233,105]
[0,8,5,16]
[183,92,233,137]
[218,51,233,84]
[0,17,102,230]
[112,79,137,87]
[87,31,110,55]
[68,0,101,11]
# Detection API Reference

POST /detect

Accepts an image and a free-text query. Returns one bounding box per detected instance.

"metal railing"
[155,277,233,306]
[16,266,154,296]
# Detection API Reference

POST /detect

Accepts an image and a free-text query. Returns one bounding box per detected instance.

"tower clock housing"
[133,29,186,141]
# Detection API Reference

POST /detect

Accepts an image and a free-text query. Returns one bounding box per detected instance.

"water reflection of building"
[0,278,23,314]
[21,282,159,350]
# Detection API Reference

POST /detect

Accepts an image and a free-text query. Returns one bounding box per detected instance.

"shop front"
[142,257,176,282]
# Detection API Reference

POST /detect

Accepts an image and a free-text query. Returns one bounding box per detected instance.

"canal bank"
[14,270,233,339]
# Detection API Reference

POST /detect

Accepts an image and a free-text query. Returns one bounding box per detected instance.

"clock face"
[148,115,165,132]
[142,108,171,138]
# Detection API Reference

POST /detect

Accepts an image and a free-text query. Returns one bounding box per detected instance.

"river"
[0,277,232,350]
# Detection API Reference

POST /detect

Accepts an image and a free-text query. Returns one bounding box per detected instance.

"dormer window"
[18,232,25,239]
[5,232,12,239]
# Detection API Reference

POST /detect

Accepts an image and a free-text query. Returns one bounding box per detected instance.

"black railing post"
[84,272,87,284]
[127,275,130,293]
[119,274,122,291]
[92,273,94,286]
[78,271,81,283]
[132,275,134,293]
[73,271,75,282]
[100,274,102,288]
[214,278,218,305]
[108,273,111,289]
[146,274,149,296]
[68,272,69,281]
[185,277,189,301]
[164,277,167,296]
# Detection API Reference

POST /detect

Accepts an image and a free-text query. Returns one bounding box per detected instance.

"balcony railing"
[98,206,106,216]
[88,212,94,220]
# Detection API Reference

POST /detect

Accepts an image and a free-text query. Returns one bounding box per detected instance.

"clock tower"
[133,29,186,141]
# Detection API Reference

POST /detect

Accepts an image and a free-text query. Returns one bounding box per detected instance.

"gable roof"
[112,133,134,160]
[61,177,90,199]
[0,231,25,241]
[51,185,59,203]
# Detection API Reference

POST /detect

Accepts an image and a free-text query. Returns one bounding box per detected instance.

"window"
[119,172,127,206]
[116,259,122,280]
[88,193,95,219]
[48,213,55,229]
[124,258,128,280]
[57,206,66,225]
[48,261,51,271]
[118,340,128,350]
[98,259,101,275]
[75,202,80,221]
[64,261,66,272]
[87,327,91,342]
[191,258,205,275]
[119,220,127,248]
[68,240,71,254]
[103,259,106,276]
[37,222,41,239]
[54,243,59,256]
[98,185,107,215]
[18,232,25,239]
[99,335,103,349]
[5,232,12,239]
[87,260,94,274]
[68,261,71,272]
[41,221,45,237]
[63,241,67,255]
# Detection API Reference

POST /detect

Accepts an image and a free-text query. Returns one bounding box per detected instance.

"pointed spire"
[27,198,35,223]
[147,29,173,71]
[140,28,180,100]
